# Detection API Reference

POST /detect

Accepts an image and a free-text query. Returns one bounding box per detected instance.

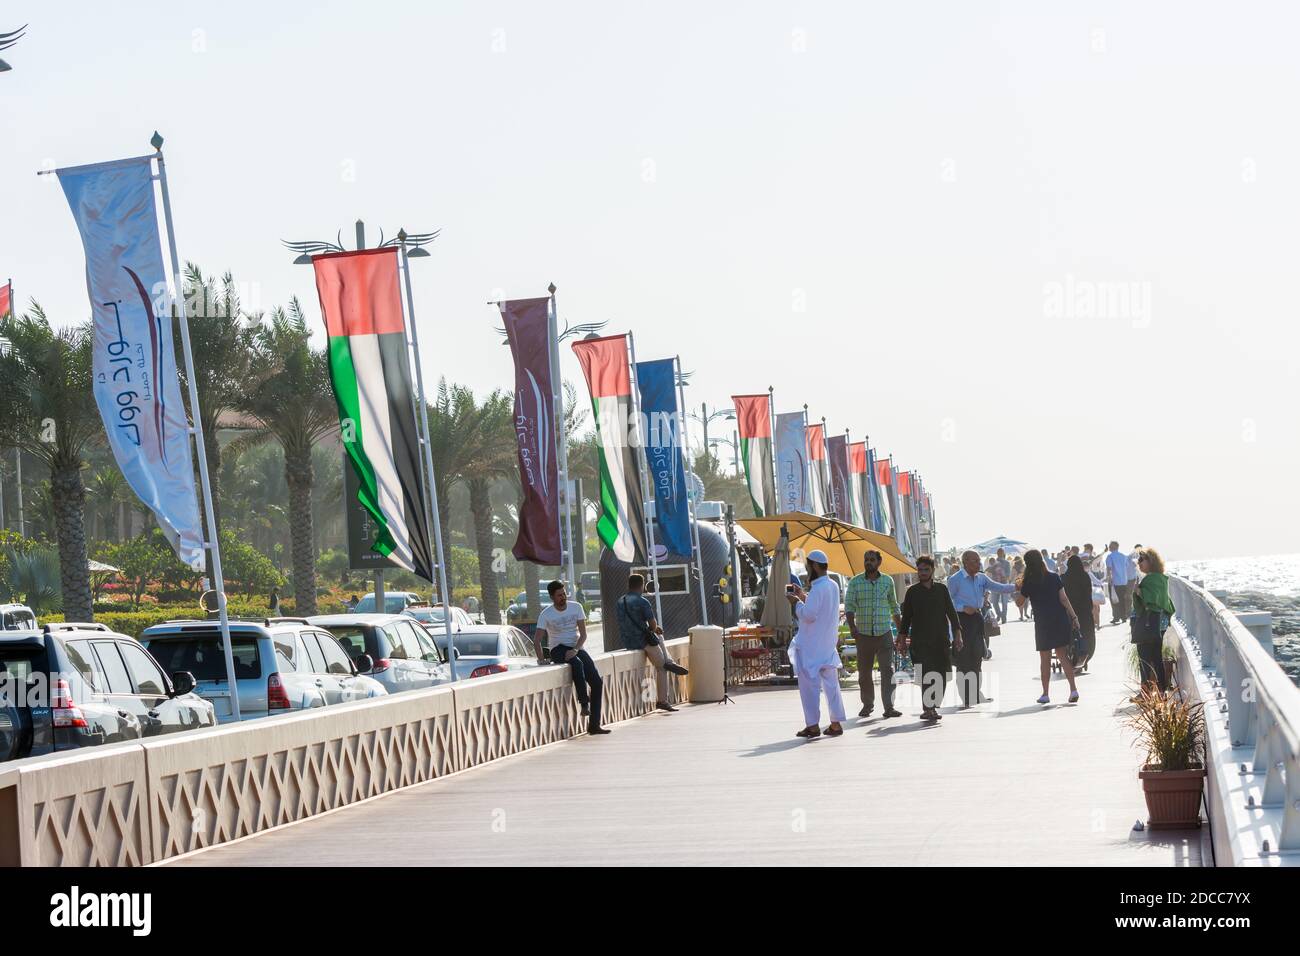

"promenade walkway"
[168,616,1204,866]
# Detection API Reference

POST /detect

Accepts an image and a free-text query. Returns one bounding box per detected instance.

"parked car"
[404,603,473,632]
[429,624,540,680]
[309,613,450,694]
[351,591,424,614]
[505,591,552,633]
[0,622,215,762]
[140,617,387,724]
[0,603,37,631]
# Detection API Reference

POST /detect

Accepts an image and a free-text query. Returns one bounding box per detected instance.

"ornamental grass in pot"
[1123,685,1206,829]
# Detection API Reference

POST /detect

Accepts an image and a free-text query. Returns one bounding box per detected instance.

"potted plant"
[1123,686,1206,828]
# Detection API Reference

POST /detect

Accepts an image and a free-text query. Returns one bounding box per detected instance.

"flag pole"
[626,335,663,626]
[398,232,457,682]
[153,138,241,720]
[676,355,708,625]
[821,415,832,519]
[549,284,578,595]
[767,385,778,516]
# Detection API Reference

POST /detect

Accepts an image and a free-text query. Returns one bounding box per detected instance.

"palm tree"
[0,307,100,621]
[464,390,514,624]
[86,465,130,543]
[176,264,255,558]
[235,301,337,614]
[423,380,484,592]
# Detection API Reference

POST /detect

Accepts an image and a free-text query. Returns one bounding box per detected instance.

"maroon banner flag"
[500,297,562,564]
[827,433,851,522]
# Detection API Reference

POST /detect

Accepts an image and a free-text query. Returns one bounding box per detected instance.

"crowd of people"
[522,539,1176,743]
[786,540,1177,739]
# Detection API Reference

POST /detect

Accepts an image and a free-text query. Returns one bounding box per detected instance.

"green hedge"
[44,595,349,639]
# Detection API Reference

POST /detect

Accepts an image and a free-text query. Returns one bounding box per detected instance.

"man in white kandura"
[787,549,846,739]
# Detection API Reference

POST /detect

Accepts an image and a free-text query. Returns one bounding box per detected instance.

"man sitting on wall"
[616,573,689,713]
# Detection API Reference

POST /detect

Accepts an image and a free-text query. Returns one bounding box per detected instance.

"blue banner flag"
[635,358,692,558]
[774,411,808,513]
[58,156,204,569]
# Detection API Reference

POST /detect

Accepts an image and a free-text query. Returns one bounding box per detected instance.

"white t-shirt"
[536,601,586,649]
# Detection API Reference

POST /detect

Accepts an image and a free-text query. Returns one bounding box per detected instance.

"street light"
[688,403,734,461]
[0,24,27,73]
[709,434,740,476]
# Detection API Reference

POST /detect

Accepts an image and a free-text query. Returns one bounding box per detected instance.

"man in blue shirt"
[947,550,1018,707]
[1105,541,1132,624]
[616,573,688,712]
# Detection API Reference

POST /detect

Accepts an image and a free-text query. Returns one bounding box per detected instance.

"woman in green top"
[1131,546,1176,693]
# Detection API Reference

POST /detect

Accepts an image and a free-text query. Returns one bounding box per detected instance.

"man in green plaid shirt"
[844,550,902,718]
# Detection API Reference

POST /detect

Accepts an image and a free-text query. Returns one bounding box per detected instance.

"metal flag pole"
[626,334,663,626]
[767,385,778,516]
[821,415,833,519]
[802,404,813,514]
[398,231,457,682]
[676,355,708,625]
[154,136,241,720]
[549,284,578,594]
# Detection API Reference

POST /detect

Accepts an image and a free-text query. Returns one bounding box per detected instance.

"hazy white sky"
[3,1,1297,561]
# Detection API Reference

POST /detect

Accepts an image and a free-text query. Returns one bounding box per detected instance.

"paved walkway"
[168,615,1204,866]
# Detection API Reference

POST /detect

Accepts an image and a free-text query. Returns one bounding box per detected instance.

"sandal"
[1068,690,1079,703]
[1036,694,1050,705]
[795,725,821,739]
[823,722,844,737]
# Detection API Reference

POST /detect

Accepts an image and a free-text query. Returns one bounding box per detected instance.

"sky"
[2,1,1298,562]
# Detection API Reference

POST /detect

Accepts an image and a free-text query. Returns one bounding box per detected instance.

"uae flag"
[807,422,828,515]
[849,441,869,529]
[572,333,647,564]
[312,248,434,580]
[875,456,895,536]
[0,281,10,320]
[732,394,776,517]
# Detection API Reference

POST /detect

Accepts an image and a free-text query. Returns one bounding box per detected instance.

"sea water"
[1170,553,1300,685]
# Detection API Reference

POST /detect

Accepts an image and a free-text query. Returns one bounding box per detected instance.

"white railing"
[0,638,692,867]
[1169,576,1300,865]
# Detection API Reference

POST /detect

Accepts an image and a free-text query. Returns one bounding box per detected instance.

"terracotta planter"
[1138,765,1204,829]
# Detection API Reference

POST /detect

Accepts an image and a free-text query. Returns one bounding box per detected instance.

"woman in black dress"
[1062,555,1096,670]
[1014,549,1082,704]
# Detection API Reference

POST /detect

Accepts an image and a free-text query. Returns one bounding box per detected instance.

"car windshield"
[432,633,501,656]
[1,610,36,630]
[357,595,413,613]
[0,646,44,682]
[142,635,261,681]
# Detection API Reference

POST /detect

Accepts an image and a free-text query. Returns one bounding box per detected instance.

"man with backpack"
[616,573,689,712]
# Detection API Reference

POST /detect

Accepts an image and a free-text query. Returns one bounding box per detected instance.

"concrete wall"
[0,638,692,867]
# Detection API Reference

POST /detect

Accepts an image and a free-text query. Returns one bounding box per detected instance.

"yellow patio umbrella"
[739,511,917,577]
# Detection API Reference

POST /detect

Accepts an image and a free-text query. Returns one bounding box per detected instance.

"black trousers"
[954,613,986,706]
[1136,638,1168,692]
[551,644,603,728]
[914,654,950,712]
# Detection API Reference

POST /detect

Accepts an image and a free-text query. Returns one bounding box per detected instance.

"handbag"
[982,607,1001,637]
[1070,625,1086,661]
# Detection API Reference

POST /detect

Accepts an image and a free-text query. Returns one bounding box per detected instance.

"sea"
[1169,553,1300,598]
[1169,553,1300,685]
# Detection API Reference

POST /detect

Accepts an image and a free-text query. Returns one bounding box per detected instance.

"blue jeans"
[550,645,602,729]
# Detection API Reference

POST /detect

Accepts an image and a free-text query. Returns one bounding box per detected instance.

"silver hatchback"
[141,618,387,723]
[308,613,450,695]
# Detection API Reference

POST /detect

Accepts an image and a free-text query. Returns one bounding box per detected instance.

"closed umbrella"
[759,526,794,638]
[740,511,916,577]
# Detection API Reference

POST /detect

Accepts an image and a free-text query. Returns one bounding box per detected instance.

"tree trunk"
[523,559,540,624]
[199,428,223,584]
[51,464,93,622]
[437,476,455,594]
[284,448,317,616]
[468,478,499,624]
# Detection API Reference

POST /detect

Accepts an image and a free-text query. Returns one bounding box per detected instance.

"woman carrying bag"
[1131,547,1176,694]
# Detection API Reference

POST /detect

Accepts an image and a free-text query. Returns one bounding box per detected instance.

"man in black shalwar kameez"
[898,556,964,722]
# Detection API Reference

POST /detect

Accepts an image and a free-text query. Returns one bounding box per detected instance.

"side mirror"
[170,671,196,697]
[448,646,460,660]
[355,654,375,674]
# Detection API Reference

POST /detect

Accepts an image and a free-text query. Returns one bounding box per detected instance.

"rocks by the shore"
[1222,590,1300,686]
